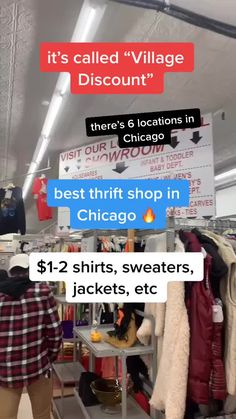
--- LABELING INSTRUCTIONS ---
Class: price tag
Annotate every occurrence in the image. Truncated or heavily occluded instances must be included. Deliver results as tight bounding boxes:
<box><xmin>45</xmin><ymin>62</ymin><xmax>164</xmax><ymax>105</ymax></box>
<box><xmin>212</xmin><ymin>304</ymin><xmax>224</xmax><ymax>323</ymax></box>
<box><xmin>5</xmin><ymin>189</ymin><xmax>13</xmax><ymax>199</ymax></box>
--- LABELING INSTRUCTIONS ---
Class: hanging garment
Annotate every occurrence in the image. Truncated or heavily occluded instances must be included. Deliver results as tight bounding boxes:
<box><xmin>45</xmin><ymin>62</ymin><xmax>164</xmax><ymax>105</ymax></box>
<box><xmin>134</xmin><ymin>391</ymin><xmax>150</xmax><ymax>414</ymax></box>
<box><xmin>149</xmin><ymin>237</ymin><xmax>190</xmax><ymax>419</ymax></box>
<box><xmin>0</xmin><ymin>187</ymin><xmax>26</xmax><ymax>235</ymax></box>
<box><xmin>224</xmin><ymin>394</ymin><xmax>236</xmax><ymax>414</ymax></box>
<box><xmin>203</xmin><ymin>231</ymin><xmax>236</xmax><ymax>397</ymax></box>
<box><xmin>105</xmin><ymin>304</ymin><xmax>144</xmax><ymax>349</ymax></box>
<box><xmin>180</xmin><ymin>231</ymin><xmax>226</xmax><ymax>405</ymax></box>
<box><xmin>64</xmin><ymin>305</ymin><xmax>74</xmax><ymax>321</ymax></box>
<box><xmin>120</xmin><ymin>303</ymin><xmax>149</xmax><ymax>392</ymax></box>
<box><xmin>127</xmin><ymin>355</ymin><xmax>149</xmax><ymax>392</ymax></box>
<box><xmin>180</xmin><ymin>230</ymin><xmax>213</xmax><ymax>405</ymax></box>
<box><xmin>226</xmin><ymin>238</ymin><xmax>236</xmax><ymax>253</ymax></box>
<box><xmin>32</xmin><ymin>177</ymin><xmax>53</xmax><ymax>221</ymax></box>
<box><xmin>211</xmin><ymin>304</ymin><xmax>227</xmax><ymax>401</ymax></box>
<box><xmin>101</xmin><ymin>357</ymin><xmax>122</xmax><ymax>379</ymax></box>
<box><xmin>137</xmin><ymin>301</ymin><xmax>165</xmax><ymax>375</ymax></box>
<box><xmin>144</xmin><ymin>233</ymin><xmax>167</xmax><ymax>253</ymax></box>
<box><xmin>98</xmin><ymin>304</ymin><xmax>114</xmax><ymax>325</ymax></box>
<box><xmin>105</xmin><ymin>314</ymin><xmax>137</xmax><ymax>349</ymax></box>
<box><xmin>137</xmin><ymin>233</ymin><xmax>166</xmax><ymax>350</ymax></box>
<box><xmin>192</xmin><ymin>229</ymin><xmax>228</xmax><ymax>298</ymax></box>
<box><xmin>137</xmin><ymin>236</ymin><xmax>190</xmax><ymax>419</ymax></box>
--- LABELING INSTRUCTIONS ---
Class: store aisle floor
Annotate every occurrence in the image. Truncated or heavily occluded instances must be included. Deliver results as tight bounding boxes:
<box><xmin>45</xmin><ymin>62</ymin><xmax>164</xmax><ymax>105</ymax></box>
<box><xmin>18</xmin><ymin>394</ymin><xmax>32</xmax><ymax>418</ymax></box>
<box><xmin>18</xmin><ymin>394</ymin><xmax>54</xmax><ymax>418</ymax></box>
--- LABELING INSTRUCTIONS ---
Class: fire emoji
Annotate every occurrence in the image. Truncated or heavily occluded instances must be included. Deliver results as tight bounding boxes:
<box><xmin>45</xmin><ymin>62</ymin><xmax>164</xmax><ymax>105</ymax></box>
<box><xmin>143</xmin><ymin>208</ymin><xmax>156</xmax><ymax>223</ymax></box>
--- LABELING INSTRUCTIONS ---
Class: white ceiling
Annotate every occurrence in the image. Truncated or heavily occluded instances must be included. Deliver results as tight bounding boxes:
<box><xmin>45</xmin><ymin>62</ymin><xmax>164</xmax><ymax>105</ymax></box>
<box><xmin>0</xmin><ymin>0</ymin><xmax>236</xmax><ymax>232</ymax></box>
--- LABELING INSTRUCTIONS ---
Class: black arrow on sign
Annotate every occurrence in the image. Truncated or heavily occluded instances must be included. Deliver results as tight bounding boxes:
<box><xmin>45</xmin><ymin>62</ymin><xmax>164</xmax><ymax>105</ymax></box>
<box><xmin>67</xmin><ymin>225</ymin><xmax>71</xmax><ymax>230</ymax></box>
<box><xmin>77</xmin><ymin>159</ymin><xmax>82</xmax><ymax>170</ymax></box>
<box><xmin>190</xmin><ymin>131</ymin><xmax>202</xmax><ymax>145</ymax></box>
<box><xmin>112</xmin><ymin>162</ymin><xmax>129</xmax><ymax>174</ymax></box>
<box><xmin>64</xmin><ymin>166</ymin><xmax>69</xmax><ymax>172</ymax></box>
<box><xmin>170</xmin><ymin>136</ymin><xmax>179</xmax><ymax>149</ymax></box>
<box><xmin>59</xmin><ymin>226</ymin><xmax>64</xmax><ymax>231</ymax></box>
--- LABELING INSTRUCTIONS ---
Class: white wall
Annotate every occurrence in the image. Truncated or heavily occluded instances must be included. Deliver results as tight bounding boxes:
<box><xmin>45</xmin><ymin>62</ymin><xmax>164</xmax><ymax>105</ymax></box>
<box><xmin>216</xmin><ymin>185</ymin><xmax>236</xmax><ymax>217</ymax></box>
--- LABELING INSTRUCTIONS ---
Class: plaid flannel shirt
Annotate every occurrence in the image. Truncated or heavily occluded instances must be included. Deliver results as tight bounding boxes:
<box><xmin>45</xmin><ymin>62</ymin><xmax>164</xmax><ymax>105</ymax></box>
<box><xmin>0</xmin><ymin>283</ymin><xmax>62</xmax><ymax>388</ymax></box>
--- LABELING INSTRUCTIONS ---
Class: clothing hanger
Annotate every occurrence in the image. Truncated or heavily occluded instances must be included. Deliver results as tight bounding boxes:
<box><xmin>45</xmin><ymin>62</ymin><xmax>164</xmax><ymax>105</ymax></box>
<box><xmin>201</xmin><ymin>247</ymin><xmax>207</xmax><ymax>259</ymax></box>
<box><xmin>5</xmin><ymin>183</ymin><xmax>15</xmax><ymax>190</ymax></box>
<box><xmin>40</xmin><ymin>174</ymin><xmax>46</xmax><ymax>179</ymax></box>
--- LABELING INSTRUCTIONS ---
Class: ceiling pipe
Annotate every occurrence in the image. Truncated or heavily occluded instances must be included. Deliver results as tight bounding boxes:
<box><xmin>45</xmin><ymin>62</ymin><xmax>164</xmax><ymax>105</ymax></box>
<box><xmin>112</xmin><ymin>0</ymin><xmax>236</xmax><ymax>39</ymax></box>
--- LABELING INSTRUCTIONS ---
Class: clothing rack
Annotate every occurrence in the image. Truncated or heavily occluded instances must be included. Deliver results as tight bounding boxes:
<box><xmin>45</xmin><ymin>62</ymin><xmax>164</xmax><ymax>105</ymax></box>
<box><xmin>80</xmin><ymin>217</ymin><xmax>236</xmax><ymax>419</ymax></box>
<box><xmin>80</xmin><ymin>217</ymin><xmax>236</xmax><ymax>258</ymax></box>
<box><xmin>64</xmin><ymin>217</ymin><xmax>236</xmax><ymax>244</ymax></box>
<box><xmin>81</xmin><ymin>216</ymin><xmax>236</xmax><ymax>237</ymax></box>
<box><xmin>38</xmin><ymin>222</ymin><xmax>57</xmax><ymax>235</ymax></box>
<box><xmin>173</xmin><ymin>217</ymin><xmax>236</xmax><ymax>232</ymax></box>
<box><xmin>48</xmin><ymin>217</ymin><xmax>236</xmax><ymax>419</ymax></box>
<box><xmin>0</xmin><ymin>164</ymin><xmax>51</xmax><ymax>184</ymax></box>
<box><xmin>9</xmin><ymin>217</ymin><xmax>236</xmax><ymax>254</ymax></box>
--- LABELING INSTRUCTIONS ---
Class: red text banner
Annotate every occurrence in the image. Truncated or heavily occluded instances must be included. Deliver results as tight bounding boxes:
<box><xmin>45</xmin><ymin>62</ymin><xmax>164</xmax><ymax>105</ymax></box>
<box><xmin>40</xmin><ymin>42</ymin><xmax>194</xmax><ymax>94</ymax></box>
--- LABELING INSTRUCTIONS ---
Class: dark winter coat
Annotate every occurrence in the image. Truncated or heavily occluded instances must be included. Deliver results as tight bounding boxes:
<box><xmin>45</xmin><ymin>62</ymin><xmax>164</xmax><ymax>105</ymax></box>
<box><xmin>180</xmin><ymin>231</ymin><xmax>226</xmax><ymax>404</ymax></box>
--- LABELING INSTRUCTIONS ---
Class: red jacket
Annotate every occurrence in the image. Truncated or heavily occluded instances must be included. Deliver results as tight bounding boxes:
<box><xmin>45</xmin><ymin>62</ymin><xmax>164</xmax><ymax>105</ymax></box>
<box><xmin>187</xmin><ymin>256</ymin><xmax>214</xmax><ymax>404</ymax></box>
<box><xmin>211</xmin><ymin>321</ymin><xmax>227</xmax><ymax>401</ymax></box>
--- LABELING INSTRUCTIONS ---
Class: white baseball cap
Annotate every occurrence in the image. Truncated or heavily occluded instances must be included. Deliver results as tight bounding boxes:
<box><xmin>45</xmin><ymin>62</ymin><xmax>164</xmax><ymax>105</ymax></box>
<box><xmin>8</xmin><ymin>254</ymin><xmax>29</xmax><ymax>272</ymax></box>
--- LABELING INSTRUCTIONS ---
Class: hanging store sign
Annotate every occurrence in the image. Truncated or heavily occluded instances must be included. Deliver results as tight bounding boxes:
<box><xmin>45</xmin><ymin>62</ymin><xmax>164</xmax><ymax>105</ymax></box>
<box><xmin>58</xmin><ymin>113</ymin><xmax>214</xmax><ymax>232</ymax></box>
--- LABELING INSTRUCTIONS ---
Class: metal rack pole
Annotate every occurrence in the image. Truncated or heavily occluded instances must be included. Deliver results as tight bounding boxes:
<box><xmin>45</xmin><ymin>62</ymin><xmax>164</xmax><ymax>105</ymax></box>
<box><xmin>127</xmin><ymin>229</ymin><xmax>135</xmax><ymax>252</ymax></box>
<box><xmin>121</xmin><ymin>354</ymin><xmax>127</xmax><ymax>419</ymax></box>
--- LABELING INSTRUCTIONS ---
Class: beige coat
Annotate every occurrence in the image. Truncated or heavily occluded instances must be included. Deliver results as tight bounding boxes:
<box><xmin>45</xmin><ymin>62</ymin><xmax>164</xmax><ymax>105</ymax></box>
<box><xmin>137</xmin><ymin>237</ymin><xmax>190</xmax><ymax>419</ymax></box>
<box><xmin>204</xmin><ymin>231</ymin><xmax>236</xmax><ymax>396</ymax></box>
<box><xmin>137</xmin><ymin>233</ymin><xmax>166</xmax><ymax>365</ymax></box>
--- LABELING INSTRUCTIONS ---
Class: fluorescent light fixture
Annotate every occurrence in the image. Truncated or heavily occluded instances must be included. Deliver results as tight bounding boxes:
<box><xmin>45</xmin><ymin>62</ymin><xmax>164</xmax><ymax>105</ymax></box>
<box><xmin>22</xmin><ymin>0</ymin><xmax>107</xmax><ymax>200</ymax></box>
<box><xmin>58</xmin><ymin>73</ymin><xmax>71</xmax><ymax>96</ymax></box>
<box><xmin>215</xmin><ymin>168</ymin><xmax>236</xmax><ymax>182</ymax></box>
<box><xmin>76</xmin><ymin>6</ymin><xmax>97</xmax><ymax>42</ymax></box>
<box><xmin>71</xmin><ymin>0</ymin><xmax>107</xmax><ymax>43</ymax></box>
<box><xmin>22</xmin><ymin>162</ymin><xmax>37</xmax><ymax>200</ymax></box>
<box><xmin>22</xmin><ymin>174</ymin><xmax>35</xmax><ymax>200</ymax></box>
<box><xmin>215</xmin><ymin>167</ymin><xmax>236</xmax><ymax>190</ymax></box>
<box><xmin>22</xmin><ymin>138</ymin><xmax>49</xmax><ymax>200</ymax></box>
<box><xmin>34</xmin><ymin>136</ymin><xmax>50</xmax><ymax>165</ymax></box>
<box><xmin>56</xmin><ymin>0</ymin><xmax>107</xmax><ymax>96</ymax></box>
<box><xmin>41</xmin><ymin>94</ymin><xmax>63</xmax><ymax>138</ymax></box>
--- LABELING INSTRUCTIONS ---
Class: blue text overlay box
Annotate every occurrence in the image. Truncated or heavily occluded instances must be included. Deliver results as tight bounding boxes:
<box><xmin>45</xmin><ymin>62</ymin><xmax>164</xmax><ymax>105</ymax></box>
<box><xmin>47</xmin><ymin>179</ymin><xmax>190</xmax><ymax>229</ymax></box>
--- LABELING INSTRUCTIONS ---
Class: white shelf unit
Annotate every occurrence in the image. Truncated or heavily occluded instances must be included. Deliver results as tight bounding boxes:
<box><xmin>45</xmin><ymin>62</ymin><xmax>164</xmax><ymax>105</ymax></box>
<box><xmin>52</xmin><ymin>361</ymin><xmax>85</xmax><ymax>418</ymax></box>
<box><xmin>53</xmin><ymin>362</ymin><xmax>85</xmax><ymax>385</ymax></box>
<box><xmin>73</xmin><ymin>317</ymin><xmax>158</xmax><ymax>419</ymax></box>
<box><xmin>52</xmin><ymin>396</ymin><xmax>83</xmax><ymax>419</ymax></box>
<box><xmin>74</xmin><ymin>387</ymin><xmax>150</xmax><ymax>419</ymax></box>
<box><xmin>52</xmin><ymin>295</ymin><xmax>85</xmax><ymax>418</ymax></box>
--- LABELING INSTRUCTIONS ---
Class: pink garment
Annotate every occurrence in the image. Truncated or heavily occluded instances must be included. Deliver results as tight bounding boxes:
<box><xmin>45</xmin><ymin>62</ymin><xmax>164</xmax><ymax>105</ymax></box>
<box><xmin>101</xmin><ymin>357</ymin><xmax>122</xmax><ymax>379</ymax></box>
